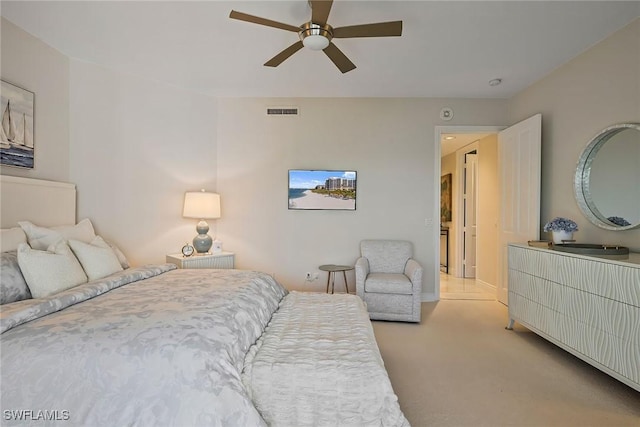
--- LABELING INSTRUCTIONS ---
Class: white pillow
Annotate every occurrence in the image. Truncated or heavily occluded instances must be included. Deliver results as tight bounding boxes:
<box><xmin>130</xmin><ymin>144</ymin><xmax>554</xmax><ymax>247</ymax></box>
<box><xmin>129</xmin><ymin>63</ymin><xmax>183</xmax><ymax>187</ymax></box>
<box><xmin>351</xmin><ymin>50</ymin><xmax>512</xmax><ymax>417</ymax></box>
<box><xmin>68</xmin><ymin>236</ymin><xmax>123</xmax><ymax>281</ymax></box>
<box><xmin>105</xmin><ymin>240</ymin><xmax>130</xmax><ymax>269</ymax></box>
<box><xmin>17</xmin><ymin>241</ymin><xmax>88</xmax><ymax>298</ymax></box>
<box><xmin>18</xmin><ymin>219</ymin><xmax>96</xmax><ymax>250</ymax></box>
<box><xmin>1</xmin><ymin>227</ymin><xmax>27</xmax><ymax>252</ymax></box>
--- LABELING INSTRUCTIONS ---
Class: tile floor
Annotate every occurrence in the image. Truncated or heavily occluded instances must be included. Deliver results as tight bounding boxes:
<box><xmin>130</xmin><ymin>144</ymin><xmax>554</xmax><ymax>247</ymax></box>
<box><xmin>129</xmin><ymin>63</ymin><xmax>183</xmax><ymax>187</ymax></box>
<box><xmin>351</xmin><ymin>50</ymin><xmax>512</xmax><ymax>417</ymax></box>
<box><xmin>439</xmin><ymin>272</ymin><xmax>495</xmax><ymax>300</ymax></box>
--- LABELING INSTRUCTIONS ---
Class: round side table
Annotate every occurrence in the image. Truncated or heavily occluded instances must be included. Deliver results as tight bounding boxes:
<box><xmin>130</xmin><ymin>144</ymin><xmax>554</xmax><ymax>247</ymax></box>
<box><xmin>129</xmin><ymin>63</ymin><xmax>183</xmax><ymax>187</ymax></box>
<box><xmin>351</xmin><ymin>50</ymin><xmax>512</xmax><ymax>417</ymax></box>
<box><xmin>319</xmin><ymin>264</ymin><xmax>354</xmax><ymax>294</ymax></box>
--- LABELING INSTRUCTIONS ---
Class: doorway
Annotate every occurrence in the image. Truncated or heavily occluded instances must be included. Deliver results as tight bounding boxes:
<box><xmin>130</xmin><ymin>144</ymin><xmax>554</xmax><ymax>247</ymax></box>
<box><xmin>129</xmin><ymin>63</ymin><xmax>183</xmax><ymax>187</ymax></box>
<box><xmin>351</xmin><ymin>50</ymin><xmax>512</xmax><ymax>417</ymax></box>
<box><xmin>434</xmin><ymin>115</ymin><xmax>542</xmax><ymax>303</ymax></box>
<box><xmin>435</xmin><ymin>126</ymin><xmax>503</xmax><ymax>301</ymax></box>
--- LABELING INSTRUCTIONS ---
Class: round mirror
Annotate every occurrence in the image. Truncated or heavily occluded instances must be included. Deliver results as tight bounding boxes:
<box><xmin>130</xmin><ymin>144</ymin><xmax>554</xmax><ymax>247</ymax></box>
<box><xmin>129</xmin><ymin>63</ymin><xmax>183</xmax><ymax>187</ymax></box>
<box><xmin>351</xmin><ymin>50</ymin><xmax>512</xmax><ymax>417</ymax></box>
<box><xmin>574</xmin><ymin>123</ymin><xmax>640</xmax><ymax>230</ymax></box>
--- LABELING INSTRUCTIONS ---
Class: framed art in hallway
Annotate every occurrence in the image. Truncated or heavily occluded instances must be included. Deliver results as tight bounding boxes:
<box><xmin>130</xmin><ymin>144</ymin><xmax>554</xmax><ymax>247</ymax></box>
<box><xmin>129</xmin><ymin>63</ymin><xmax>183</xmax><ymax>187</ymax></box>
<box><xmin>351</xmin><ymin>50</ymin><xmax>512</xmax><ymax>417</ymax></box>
<box><xmin>441</xmin><ymin>173</ymin><xmax>452</xmax><ymax>222</ymax></box>
<box><xmin>0</xmin><ymin>80</ymin><xmax>35</xmax><ymax>169</ymax></box>
<box><xmin>288</xmin><ymin>170</ymin><xmax>357</xmax><ymax>210</ymax></box>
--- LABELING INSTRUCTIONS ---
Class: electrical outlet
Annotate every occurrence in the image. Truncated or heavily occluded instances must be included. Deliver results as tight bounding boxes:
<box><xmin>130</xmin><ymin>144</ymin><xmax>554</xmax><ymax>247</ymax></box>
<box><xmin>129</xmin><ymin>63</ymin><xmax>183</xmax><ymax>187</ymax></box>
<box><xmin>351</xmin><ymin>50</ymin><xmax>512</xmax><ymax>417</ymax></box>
<box><xmin>305</xmin><ymin>272</ymin><xmax>319</xmax><ymax>282</ymax></box>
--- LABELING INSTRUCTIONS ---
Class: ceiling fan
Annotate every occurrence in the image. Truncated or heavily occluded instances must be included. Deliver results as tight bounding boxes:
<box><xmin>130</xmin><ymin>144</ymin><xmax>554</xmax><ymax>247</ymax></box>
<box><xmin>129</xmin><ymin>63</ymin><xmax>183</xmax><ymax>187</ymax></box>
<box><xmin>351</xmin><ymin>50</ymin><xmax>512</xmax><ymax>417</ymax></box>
<box><xmin>229</xmin><ymin>0</ymin><xmax>402</xmax><ymax>73</ymax></box>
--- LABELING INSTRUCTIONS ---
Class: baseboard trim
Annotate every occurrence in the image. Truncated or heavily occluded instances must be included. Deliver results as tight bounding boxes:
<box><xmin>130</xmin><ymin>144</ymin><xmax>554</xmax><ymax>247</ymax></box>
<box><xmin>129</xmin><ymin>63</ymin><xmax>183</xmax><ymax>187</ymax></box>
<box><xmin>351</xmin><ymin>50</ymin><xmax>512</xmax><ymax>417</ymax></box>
<box><xmin>475</xmin><ymin>279</ymin><xmax>496</xmax><ymax>293</ymax></box>
<box><xmin>422</xmin><ymin>292</ymin><xmax>438</xmax><ymax>302</ymax></box>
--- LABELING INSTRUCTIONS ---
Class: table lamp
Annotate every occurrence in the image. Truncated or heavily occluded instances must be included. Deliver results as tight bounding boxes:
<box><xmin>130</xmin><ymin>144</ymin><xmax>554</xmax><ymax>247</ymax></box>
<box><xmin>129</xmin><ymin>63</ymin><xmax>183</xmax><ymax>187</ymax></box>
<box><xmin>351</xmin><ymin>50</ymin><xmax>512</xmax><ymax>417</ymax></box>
<box><xmin>183</xmin><ymin>190</ymin><xmax>221</xmax><ymax>254</ymax></box>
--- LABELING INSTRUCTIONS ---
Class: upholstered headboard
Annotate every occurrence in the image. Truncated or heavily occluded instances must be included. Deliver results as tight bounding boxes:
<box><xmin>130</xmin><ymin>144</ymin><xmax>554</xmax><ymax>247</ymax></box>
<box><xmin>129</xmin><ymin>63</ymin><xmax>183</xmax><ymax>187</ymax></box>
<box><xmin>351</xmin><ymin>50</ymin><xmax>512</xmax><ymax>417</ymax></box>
<box><xmin>0</xmin><ymin>175</ymin><xmax>76</xmax><ymax>228</ymax></box>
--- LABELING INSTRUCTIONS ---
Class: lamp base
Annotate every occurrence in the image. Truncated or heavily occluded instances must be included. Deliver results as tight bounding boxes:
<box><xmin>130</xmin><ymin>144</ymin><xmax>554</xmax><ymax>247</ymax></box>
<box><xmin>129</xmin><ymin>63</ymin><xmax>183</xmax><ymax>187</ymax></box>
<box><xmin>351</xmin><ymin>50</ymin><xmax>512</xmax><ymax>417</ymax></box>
<box><xmin>193</xmin><ymin>220</ymin><xmax>212</xmax><ymax>253</ymax></box>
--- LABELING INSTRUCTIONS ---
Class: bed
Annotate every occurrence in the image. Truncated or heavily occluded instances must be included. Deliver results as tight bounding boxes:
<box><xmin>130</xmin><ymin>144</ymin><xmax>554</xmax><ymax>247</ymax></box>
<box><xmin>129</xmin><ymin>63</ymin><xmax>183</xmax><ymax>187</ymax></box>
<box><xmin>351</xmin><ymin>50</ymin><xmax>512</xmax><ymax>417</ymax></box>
<box><xmin>0</xmin><ymin>176</ymin><xmax>409</xmax><ymax>427</ymax></box>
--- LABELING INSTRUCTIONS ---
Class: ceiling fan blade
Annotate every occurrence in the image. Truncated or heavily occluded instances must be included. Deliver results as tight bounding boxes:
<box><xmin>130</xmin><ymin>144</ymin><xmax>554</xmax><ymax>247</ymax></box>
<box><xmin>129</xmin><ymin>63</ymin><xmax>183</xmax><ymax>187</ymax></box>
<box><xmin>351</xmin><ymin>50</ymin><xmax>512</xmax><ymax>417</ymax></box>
<box><xmin>333</xmin><ymin>21</ymin><xmax>403</xmax><ymax>38</ymax></box>
<box><xmin>310</xmin><ymin>0</ymin><xmax>333</xmax><ymax>26</ymax></box>
<box><xmin>229</xmin><ymin>10</ymin><xmax>300</xmax><ymax>33</ymax></box>
<box><xmin>264</xmin><ymin>41</ymin><xmax>304</xmax><ymax>67</ymax></box>
<box><xmin>323</xmin><ymin>42</ymin><xmax>356</xmax><ymax>74</ymax></box>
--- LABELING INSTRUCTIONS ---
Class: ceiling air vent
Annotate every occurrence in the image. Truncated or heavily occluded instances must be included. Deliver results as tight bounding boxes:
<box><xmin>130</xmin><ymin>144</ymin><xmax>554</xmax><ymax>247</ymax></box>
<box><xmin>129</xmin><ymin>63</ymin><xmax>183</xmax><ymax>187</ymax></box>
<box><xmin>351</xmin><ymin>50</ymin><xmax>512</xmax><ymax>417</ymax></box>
<box><xmin>266</xmin><ymin>107</ymin><xmax>299</xmax><ymax>116</ymax></box>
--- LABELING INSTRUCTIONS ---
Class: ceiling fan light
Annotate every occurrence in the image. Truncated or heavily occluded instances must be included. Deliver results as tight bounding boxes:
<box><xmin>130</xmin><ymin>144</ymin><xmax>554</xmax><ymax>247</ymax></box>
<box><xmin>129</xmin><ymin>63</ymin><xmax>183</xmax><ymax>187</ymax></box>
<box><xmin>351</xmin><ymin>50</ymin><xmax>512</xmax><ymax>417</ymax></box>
<box><xmin>303</xmin><ymin>34</ymin><xmax>330</xmax><ymax>50</ymax></box>
<box><xmin>299</xmin><ymin>22</ymin><xmax>333</xmax><ymax>50</ymax></box>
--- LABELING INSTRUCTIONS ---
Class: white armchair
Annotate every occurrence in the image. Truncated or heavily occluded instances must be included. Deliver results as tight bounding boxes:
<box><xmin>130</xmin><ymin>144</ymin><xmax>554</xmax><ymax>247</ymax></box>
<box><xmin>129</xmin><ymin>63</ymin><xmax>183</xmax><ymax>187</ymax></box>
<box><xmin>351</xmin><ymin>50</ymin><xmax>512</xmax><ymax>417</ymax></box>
<box><xmin>355</xmin><ymin>240</ymin><xmax>422</xmax><ymax>323</ymax></box>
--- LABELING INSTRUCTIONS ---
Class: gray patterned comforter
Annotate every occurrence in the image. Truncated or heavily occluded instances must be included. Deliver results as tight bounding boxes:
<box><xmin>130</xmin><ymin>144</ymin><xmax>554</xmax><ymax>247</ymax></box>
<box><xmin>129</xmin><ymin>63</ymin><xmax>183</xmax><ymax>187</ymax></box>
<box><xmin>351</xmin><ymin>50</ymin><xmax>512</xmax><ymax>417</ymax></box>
<box><xmin>1</xmin><ymin>265</ymin><xmax>287</xmax><ymax>426</ymax></box>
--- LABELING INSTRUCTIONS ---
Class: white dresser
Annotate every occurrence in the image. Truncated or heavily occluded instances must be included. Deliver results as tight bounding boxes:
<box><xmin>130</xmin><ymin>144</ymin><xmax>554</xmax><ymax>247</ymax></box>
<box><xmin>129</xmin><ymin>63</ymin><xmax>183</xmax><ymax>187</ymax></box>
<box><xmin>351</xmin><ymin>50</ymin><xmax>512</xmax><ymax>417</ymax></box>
<box><xmin>507</xmin><ymin>243</ymin><xmax>640</xmax><ymax>392</ymax></box>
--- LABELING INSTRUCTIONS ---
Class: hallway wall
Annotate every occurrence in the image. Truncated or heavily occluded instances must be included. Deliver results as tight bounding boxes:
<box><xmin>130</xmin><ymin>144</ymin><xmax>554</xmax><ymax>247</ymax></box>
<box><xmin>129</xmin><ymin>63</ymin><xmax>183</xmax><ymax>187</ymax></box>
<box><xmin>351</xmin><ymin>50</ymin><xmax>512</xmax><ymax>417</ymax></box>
<box><xmin>441</xmin><ymin>152</ymin><xmax>457</xmax><ymax>276</ymax></box>
<box><xmin>476</xmin><ymin>134</ymin><xmax>499</xmax><ymax>288</ymax></box>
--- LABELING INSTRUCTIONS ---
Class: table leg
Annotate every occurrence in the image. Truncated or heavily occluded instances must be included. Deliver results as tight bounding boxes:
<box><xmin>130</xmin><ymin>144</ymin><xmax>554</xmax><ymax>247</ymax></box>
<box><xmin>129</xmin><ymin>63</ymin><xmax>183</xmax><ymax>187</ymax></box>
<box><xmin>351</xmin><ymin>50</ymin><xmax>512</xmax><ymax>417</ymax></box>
<box><xmin>342</xmin><ymin>270</ymin><xmax>349</xmax><ymax>294</ymax></box>
<box><xmin>326</xmin><ymin>272</ymin><xmax>331</xmax><ymax>293</ymax></box>
<box><xmin>331</xmin><ymin>272</ymin><xmax>336</xmax><ymax>294</ymax></box>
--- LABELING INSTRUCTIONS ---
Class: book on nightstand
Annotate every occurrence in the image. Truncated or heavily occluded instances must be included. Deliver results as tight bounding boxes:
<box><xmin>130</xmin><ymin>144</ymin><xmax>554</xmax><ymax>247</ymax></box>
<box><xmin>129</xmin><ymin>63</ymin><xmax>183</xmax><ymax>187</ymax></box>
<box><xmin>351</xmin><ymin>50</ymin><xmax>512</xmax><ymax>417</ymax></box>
<box><xmin>528</xmin><ymin>240</ymin><xmax>553</xmax><ymax>248</ymax></box>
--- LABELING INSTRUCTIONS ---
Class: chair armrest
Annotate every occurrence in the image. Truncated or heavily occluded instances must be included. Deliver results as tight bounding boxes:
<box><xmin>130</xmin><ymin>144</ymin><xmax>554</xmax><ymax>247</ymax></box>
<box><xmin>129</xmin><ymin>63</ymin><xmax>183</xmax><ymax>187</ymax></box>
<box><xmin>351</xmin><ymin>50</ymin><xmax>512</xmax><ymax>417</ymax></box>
<box><xmin>404</xmin><ymin>258</ymin><xmax>423</xmax><ymax>294</ymax></box>
<box><xmin>355</xmin><ymin>257</ymin><xmax>369</xmax><ymax>297</ymax></box>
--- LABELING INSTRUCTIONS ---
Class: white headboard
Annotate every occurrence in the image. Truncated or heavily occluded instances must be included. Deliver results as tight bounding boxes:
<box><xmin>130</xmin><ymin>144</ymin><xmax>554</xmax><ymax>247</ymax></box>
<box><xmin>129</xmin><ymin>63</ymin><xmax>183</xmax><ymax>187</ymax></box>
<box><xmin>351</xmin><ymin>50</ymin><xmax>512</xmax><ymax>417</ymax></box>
<box><xmin>0</xmin><ymin>175</ymin><xmax>76</xmax><ymax>228</ymax></box>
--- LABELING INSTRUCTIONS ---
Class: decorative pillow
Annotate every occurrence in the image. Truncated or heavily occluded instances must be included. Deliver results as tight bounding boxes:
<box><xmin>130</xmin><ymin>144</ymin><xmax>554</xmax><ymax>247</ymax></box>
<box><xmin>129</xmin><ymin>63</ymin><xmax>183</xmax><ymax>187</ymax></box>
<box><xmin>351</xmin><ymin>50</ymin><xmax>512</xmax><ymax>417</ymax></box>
<box><xmin>106</xmin><ymin>240</ymin><xmax>130</xmax><ymax>269</ymax></box>
<box><xmin>18</xmin><ymin>218</ymin><xmax>96</xmax><ymax>251</ymax></box>
<box><xmin>1</xmin><ymin>227</ymin><xmax>27</xmax><ymax>253</ymax></box>
<box><xmin>68</xmin><ymin>236</ymin><xmax>123</xmax><ymax>281</ymax></box>
<box><xmin>0</xmin><ymin>251</ymin><xmax>32</xmax><ymax>304</ymax></box>
<box><xmin>17</xmin><ymin>241</ymin><xmax>88</xmax><ymax>299</ymax></box>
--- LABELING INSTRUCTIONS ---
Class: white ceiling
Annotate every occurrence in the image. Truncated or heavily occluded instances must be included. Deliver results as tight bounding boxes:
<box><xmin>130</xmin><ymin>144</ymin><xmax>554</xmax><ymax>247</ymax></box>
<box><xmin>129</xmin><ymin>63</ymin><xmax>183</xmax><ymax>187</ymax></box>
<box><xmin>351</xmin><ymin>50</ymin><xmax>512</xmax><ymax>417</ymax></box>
<box><xmin>2</xmin><ymin>1</ymin><xmax>639</xmax><ymax>98</ymax></box>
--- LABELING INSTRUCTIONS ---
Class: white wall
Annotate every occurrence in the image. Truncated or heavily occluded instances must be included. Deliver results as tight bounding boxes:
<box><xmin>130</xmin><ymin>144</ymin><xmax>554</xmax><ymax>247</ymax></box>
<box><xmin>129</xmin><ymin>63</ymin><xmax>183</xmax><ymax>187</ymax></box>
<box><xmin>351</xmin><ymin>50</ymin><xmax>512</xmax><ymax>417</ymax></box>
<box><xmin>0</xmin><ymin>18</ymin><xmax>69</xmax><ymax>181</ymax></box>
<box><xmin>69</xmin><ymin>60</ymin><xmax>218</xmax><ymax>265</ymax></box>
<box><xmin>509</xmin><ymin>18</ymin><xmax>640</xmax><ymax>250</ymax></box>
<box><xmin>216</xmin><ymin>98</ymin><xmax>507</xmax><ymax>298</ymax></box>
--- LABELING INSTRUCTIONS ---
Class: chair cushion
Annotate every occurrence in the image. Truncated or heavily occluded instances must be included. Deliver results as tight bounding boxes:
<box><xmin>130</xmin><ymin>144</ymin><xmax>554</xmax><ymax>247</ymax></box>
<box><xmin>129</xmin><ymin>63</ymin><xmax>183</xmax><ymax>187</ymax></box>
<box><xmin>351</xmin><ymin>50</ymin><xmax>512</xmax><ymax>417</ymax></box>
<box><xmin>360</xmin><ymin>240</ymin><xmax>412</xmax><ymax>274</ymax></box>
<box><xmin>364</xmin><ymin>293</ymin><xmax>413</xmax><ymax>316</ymax></box>
<box><xmin>364</xmin><ymin>273</ymin><xmax>413</xmax><ymax>295</ymax></box>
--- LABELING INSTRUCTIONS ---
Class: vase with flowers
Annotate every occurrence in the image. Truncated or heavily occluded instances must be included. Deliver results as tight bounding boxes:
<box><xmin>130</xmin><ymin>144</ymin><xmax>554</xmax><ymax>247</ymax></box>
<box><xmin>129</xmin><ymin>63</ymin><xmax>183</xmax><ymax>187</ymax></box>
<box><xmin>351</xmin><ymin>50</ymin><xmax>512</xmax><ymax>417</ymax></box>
<box><xmin>543</xmin><ymin>217</ymin><xmax>579</xmax><ymax>244</ymax></box>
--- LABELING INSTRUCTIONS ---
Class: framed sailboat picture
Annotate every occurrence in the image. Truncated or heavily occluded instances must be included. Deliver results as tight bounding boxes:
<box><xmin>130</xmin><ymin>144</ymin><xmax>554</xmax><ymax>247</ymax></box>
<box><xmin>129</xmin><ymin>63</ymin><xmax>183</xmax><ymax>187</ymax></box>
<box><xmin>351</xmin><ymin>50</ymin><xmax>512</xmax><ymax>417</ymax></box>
<box><xmin>1</xmin><ymin>80</ymin><xmax>35</xmax><ymax>169</ymax></box>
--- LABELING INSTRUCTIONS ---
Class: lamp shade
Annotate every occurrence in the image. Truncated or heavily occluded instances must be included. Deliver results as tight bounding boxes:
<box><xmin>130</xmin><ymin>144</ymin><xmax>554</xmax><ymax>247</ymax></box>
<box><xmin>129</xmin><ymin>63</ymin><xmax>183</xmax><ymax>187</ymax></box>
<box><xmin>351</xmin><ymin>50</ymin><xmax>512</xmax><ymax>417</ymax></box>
<box><xmin>183</xmin><ymin>191</ymin><xmax>221</xmax><ymax>219</ymax></box>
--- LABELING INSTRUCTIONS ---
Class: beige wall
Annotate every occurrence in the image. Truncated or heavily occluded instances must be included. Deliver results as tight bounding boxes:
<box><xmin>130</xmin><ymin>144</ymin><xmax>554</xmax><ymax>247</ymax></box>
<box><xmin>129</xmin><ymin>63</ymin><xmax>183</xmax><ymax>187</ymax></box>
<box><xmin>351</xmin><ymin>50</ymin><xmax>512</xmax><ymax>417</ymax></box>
<box><xmin>0</xmin><ymin>18</ymin><xmax>69</xmax><ymax>181</ymax></box>
<box><xmin>216</xmin><ymin>98</ymin><xmax>507</xmax><ymax>298</ymax></box>
<box><xmin>476</xmin><ymin>134</ymin><xmax>498</xmax><ymax>288</ymax></box>
<box><xmin>440</xmin><ymin>152</ymin><xmax>457</xmax><ymax>275</ymax></box>
<box><xmin>4</xmin><ymin>14</ymin><xmax>637</xmax><ymax>295</ymax></box>
<box><xmin>1</xmin><ymin>21</ymin><xmax>219</xmax><ymax>266</ymax></box>
<box><xmin>0</xmin><ymin>18</ymin><xmax>509</xmax><ymax>294</ymax></box>
<box><xmin>68</xmin><ymin>60</ymin><xmax>218</xmax><ymax>265</ymax></box>
<box><xmin>509</xmin><ymin>18</ymin><xmax>640</xmax><ymax>250</ymax></box>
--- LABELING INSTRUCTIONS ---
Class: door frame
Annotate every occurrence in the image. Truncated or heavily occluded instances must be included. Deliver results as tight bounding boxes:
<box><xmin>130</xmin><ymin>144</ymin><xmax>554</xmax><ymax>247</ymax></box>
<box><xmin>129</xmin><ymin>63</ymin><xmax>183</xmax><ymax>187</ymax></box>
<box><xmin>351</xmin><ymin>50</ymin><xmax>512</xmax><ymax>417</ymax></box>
<box><xmin>433</xmin><ymin>125</ymin><xmax>505</xmax><ymax>300</ymax></box>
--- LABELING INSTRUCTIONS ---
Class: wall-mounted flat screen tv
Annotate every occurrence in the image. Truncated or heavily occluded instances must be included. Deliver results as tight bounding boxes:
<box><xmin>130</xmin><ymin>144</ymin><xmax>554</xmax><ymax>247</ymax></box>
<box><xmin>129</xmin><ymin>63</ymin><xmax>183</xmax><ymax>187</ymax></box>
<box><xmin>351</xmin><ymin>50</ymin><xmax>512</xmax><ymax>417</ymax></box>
<box><xmin>288</xmin><ymin>170</ymin><xmax>357</xmax><ymax>210</ymax></box>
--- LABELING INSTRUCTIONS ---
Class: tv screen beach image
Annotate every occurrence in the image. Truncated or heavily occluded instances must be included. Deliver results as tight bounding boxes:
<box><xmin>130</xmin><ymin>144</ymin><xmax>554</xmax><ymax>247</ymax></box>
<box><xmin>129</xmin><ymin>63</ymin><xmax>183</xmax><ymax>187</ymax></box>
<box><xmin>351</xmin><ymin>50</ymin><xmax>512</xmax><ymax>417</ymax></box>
<box><xmin>288</xmin><ymin>170</ymin><xmax>357</xmax><ymax>210</ymax></box>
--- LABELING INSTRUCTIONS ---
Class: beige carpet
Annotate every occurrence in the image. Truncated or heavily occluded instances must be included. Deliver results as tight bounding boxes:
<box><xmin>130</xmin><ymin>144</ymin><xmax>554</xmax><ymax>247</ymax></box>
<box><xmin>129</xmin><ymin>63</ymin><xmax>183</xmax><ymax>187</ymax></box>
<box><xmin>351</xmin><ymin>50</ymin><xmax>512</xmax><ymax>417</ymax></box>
<box><xmin>372</xmin><ymin>301</ymin><xmax>640</xmax><ymax>427</ymax></box>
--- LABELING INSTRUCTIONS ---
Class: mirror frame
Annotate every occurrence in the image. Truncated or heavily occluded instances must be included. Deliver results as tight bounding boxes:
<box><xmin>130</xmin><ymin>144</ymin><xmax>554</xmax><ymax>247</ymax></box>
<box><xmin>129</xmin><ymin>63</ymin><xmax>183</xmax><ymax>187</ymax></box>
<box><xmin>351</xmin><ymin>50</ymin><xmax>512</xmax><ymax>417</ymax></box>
<box><xmin>574</xmin><ymin>123</ymin><xmax>640</xmax><ymax>231</ymax></box>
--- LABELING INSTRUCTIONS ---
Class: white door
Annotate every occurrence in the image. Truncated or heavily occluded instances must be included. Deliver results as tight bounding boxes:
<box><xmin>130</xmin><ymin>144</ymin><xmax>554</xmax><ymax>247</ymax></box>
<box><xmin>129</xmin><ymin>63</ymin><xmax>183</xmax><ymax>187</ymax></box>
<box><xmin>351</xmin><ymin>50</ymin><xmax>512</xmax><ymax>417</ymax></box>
<box><xmin>463</xmin><ymin>153</ymin><xmax>478</xmax><ymax>278</ymax></box>
<box><xmin>497</xmin><ymin>114</ymin><xmax>542</xmax><ymax>305</ymax></box>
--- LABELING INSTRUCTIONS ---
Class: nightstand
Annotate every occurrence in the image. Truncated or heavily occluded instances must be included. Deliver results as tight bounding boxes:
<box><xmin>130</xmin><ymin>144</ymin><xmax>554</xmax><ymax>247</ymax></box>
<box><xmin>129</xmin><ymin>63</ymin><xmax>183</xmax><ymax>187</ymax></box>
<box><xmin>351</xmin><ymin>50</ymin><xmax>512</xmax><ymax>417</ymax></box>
<box><xmin>166</xmin><ymin>252</ymin><xmax>235</xmax><ymax>269</ymax></box>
